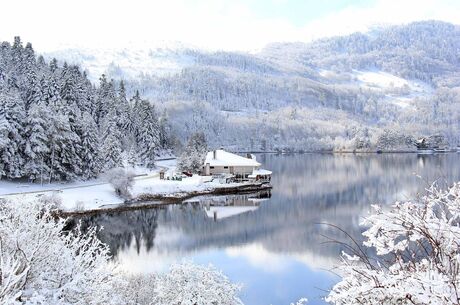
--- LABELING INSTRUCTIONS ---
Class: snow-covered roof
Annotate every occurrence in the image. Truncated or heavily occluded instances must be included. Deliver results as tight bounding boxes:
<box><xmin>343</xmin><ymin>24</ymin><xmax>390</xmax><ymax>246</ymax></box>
<box><xmin>252</xmin><ymin>169</ymin><xmax>272</xmax><ymax>175</ymax></box>
<box><xmin>204</xmin><ymin>150</ymin><xmax>261</xmax><ymax>167</ymax></box>
<box><xmin>248</xmin><ymin>169</ymin><xmax>272</xmax><ymax>178</ymax></box>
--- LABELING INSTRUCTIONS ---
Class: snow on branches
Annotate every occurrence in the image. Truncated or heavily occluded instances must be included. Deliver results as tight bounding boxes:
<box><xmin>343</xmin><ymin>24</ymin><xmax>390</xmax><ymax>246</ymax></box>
<box><xmin>0</xmin><ymin>199</ymin><xmax>119</xmax><ymax>304</ymax></box>
<box><xmin>152</xmin><ymin>261</ymin><xmax>243</xmax><ymax>305</ymax></box>
<box><xmin>0</xmin><ymin>198</ymin><xmax>246</xmax><ymax>305</ymax></box>
<box><xmin>327</xmin><ymin>183</ymin><xmax>460</xmax><ymax>305</ymax></box>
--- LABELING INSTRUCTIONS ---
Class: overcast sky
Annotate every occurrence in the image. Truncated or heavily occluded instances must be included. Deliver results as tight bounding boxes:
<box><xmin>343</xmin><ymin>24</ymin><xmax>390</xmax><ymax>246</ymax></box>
<box><xmin>1</xmin><ymin>0</ymin><xmax>459</xmax><ymax>52</ymax></box>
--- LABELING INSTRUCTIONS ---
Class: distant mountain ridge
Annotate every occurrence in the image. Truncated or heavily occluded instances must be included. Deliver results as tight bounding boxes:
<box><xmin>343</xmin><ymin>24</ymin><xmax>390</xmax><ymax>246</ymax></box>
<box><xmin>44</xmin><ymin>20</ymin><xmax>460</xmax><ymax>151</ymax></box>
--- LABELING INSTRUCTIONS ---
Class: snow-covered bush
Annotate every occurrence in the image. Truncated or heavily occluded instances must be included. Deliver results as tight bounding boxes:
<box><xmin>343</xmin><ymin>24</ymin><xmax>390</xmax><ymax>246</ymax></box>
<box><xmin>0</xmin><ymin>199</ymin><xmax>247</xmax><ymax>305</ymax></box>
<box><xmin>153</xmin><ymin>262</ymin><xmax>243</xmax><ymax>305</ymax></box>
<box><xmin>0</xmin><ymin>200</ymin><xmax>120</xmax><ymax>304</ymax></box>
<box><xmin>115</xmin><ymin>273</ymin><xmax>156</xmax><ymax>305</ymax></box>
<box><xmin>327</xmin><ymin>183</ymin><xmax>460</xmax><ymax>305</ymax></box>
<box><xmin>36</xmin><ymin>192</ymin><xmax>63</xmax><ymax>210</ymax></box>
<box><xmin>178</xmin><ymin>132</ymin><xmax>208</xmax><ymax>174</ymax></box>
<box><xmin>104</xmin><ymin>168</ymin><xmax>135</xmax><ymax>199</ymax></box>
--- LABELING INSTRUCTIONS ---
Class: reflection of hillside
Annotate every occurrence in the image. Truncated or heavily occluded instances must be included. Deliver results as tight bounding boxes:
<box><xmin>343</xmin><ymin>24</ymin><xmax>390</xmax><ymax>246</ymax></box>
<box><xmin>75</xmin><ymin>154</ymin><xmax>460</xmax><ymax>268</ymax></box>
<box><xmin>266</xmin><ymin>153</ymin><xmax>457</xmax><ymax>202</ymax></box>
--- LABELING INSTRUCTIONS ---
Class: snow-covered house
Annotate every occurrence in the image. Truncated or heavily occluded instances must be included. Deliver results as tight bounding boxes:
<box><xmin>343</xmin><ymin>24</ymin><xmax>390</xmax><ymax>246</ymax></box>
<box><xmin>202</xmin><ymin>149</ymin><xmax>271</xmax><ymax>182</ymax></box>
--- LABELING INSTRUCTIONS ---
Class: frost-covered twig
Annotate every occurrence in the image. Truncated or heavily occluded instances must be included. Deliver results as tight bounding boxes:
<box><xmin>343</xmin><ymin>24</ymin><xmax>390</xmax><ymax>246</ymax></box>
<box><xmin>327</xmin><ymin>182</ymin><xmax>460</xmax><ymax>305</ymax></box>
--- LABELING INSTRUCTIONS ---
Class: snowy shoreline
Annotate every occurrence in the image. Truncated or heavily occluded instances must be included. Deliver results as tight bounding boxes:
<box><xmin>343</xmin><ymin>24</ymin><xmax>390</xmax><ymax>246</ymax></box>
<box><xmin>0</xmin><ymin>158</ymin><xmax>272</xmax><ymax>214</ymax></box>
<box><xmin>60</xmin><ymin>182</ymin><xmax>272</xmax><ymax>217</ymax></box>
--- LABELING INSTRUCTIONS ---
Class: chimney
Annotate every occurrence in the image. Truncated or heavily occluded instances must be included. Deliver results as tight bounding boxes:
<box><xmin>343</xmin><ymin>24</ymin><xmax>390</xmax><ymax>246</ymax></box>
<box><xmin>246</xmin><ymin>153</ymin><xmax>252</xmax><ymax>159</ymax></box>
<box><xmin>213</xmin><ymin>150</ymin><xmax>217</xmax><ymax>160</ymax></box>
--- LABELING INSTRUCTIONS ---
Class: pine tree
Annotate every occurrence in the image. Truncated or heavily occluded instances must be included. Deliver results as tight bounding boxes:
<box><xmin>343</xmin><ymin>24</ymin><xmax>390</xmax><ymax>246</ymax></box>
<box><xmin>178</xmin><ymin>132</ymin><xmax>207</xmax><ymax>173</ymax></box>
<box><xmin>158</xmin><ymin>109</ymin><xmax>171</xmax><ymax>149</ymax></box>
<box><xmin>0</xmin><ymin>89</ymin><xmax>26</xmax><ymax>179</ymax></box>
<box><xmin>48</xmin><ymin>108</ymin><xmax>80</xmax><ymax>181</ymax></box>
<box><xmin>101</xmin><ymin>132</ymin><xmax>123</xmax><ymax>171</ymax></box>
<box><xmin>23</xmin><ymin>102</ymin><xmax>50</xmax><ymax>181</ymax></box>
<box><xmin>79</xmin><ymin>113</ymin><xmax>101</xmax><ymax>178</ymax></box>
<box><xmin>100</xmin><ymin>108</ymin><xmax>123</xmax><ymax>171</ymax></box>
<box><xmin>135</xmin><ymin>98</ymin><xmax>160</xmax><ymax>169</ymax></box>
<box><xmin>0</xmin><ymin>107</ymin><xmax>11</xmax><ymax>177</ymax></box>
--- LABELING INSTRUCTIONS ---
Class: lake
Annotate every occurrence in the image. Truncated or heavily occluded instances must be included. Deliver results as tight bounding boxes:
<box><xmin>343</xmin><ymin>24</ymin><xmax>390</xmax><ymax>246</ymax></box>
<box><xmin>77</xmin><ymin>153</ymin><xmax>460</xmax><ymax>305</ymax></box>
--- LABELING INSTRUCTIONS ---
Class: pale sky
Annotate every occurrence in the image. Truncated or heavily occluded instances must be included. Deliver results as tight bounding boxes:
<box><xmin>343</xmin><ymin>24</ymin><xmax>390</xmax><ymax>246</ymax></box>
<box><xmin>1</xmin><ymin>0</ymin><xmax>459</xmax><ymax>52</ymax></box>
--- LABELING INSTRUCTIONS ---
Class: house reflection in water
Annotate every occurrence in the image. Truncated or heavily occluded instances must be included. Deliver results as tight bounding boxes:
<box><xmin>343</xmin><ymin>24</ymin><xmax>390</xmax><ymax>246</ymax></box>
<box><xmin>186</xmin><ymin>190</ymin><xmax>272</xmax><ymax>221</ymax></box>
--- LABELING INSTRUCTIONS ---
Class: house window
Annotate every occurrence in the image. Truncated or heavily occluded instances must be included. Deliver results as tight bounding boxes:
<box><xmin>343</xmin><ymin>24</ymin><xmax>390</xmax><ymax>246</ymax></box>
<box><xmin>210</xmin><ymin>166</ymin><xmax>215</xmax><ymax>169</ymax></box>
<box><xmin>223</xmin><ymin>166</ymin><xmax>228</xmax><ymax>169</ymax></box>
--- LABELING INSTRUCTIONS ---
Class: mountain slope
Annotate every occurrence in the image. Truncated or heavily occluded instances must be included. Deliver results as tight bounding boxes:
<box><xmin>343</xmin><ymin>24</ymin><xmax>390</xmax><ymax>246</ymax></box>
<box><xmin>44</xmin><ymin>20</ymin><xmax>460</xmax><ymax>151</ymax></box>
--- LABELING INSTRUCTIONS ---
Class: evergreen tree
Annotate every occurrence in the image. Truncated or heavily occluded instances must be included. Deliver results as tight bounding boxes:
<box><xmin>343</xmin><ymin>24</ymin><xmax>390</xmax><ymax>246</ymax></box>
<box><xmin>178</xmin><ymin>132</ymin><xmax>207</xmax><ymax>174</ymax></box>
<box><xmin>0</xmin><ymin>89</ymin><xmax>26</xmax><ymax>178</ymax></box>
<box><xmin>0</xmin><ymin>107</ymin><xmax>11</xmax><ymax>177</ymax></box>
<box><xmin>48</xmin><ymin>109</ymin><xmax>80</xmax><ymax>181</ymax></box>
<box><xmin>158</xmin><ymin>109</ymin><xmax>171</xmax><ymax>149</ymax></box>
<box><xmin>100</xmin><ymin>108</ymin><xmax>123</xmax><ymax>171</ymax></box>
<box><xmin>23</xmin><ymin>102</ymin><xmax>50</xmax><ymax>181</ymax></box>
<box><xmin>101</xmin><ymin>132</ymin><xmax>123</xmax><ymax>171</ymax></box>
<box><xmin>135</xmin><ymin>98</ymin><xmax>160</xmax><ymax>169</ymax></box>
<box><xmin>79</xmin><ymin>113</ymin><xmax>101</xmax><ymax>178</ymax></box>
<box><xmin>118</xmin><ymin>81</ymin><xmax>132</xmax><ymax>136</ymax></box>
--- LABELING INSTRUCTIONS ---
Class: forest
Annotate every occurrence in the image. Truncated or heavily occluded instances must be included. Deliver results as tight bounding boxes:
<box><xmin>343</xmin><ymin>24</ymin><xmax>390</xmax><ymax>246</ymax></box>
<box><xmin>47</xmin><ymin>21</ymin><xmax>460</xmax><ymax>152</ymax></box>
<box><xmin>0</xmin><ymin>37</ymin><xmax>171</xmax><ymax>181</ymax></box>
<box><xmin>2</xmin><ymin>21</ymin><xmax>460</xmax><ymax>181</ymax></box>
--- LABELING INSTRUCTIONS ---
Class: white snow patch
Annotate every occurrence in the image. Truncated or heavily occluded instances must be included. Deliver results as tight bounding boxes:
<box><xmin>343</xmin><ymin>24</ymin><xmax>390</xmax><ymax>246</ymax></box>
<box><xmin>356</xmin><ymin>70</ymin><xmax>410</xmax><ymax>89</ymax></box>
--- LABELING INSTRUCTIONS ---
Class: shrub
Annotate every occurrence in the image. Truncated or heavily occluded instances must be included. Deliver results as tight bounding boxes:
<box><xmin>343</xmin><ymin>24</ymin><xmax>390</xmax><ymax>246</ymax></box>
<box><xmin>153</xmin><ymin>262</ymin><xmax>243</xmax><ymax>305</ymax></box>
<box><xmin>104</xmin><ymin>168</ymin><xmax>135</xmax><ymax>199</ymax></box>
<box><xmin>327</xmin><ymin>183</ymin><xmax>460</xmax><ymax>304</ymax></box>
<box><xmin>0</xmin><ymin>200</ymin><xmax>120</xmax><ymax>304</ymax></box>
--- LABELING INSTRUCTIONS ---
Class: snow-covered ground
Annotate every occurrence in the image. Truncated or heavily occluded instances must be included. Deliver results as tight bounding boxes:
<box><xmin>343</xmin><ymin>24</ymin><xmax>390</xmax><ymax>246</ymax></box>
<box><xmin>0</xmin><ymin>159</ymin><xmax>261</xmax><ymax>212</ymax></box>
<box><xmin>355</xmin><ymin>70</ymin><xmax>410</xmax><ymax>89</ymax></box>
<box><xmin>0</xmin><ymin>159</ymin><xmax>174</xmax><ymax>211</ymax></box>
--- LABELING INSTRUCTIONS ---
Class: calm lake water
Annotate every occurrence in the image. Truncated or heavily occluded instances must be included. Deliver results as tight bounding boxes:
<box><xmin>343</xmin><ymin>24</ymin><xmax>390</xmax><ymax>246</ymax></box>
<box><xmin>78</xmin><ymin>153</ymin><xmax>460</xmax><ymax>305</ymax></box>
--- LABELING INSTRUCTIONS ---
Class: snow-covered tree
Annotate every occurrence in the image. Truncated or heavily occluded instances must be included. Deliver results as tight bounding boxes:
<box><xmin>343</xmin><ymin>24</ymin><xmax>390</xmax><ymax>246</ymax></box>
<box><xmin>327</xmin><ymin>183</ymin><xmax>460</xmax><ymax>305</ymax></box>
<box><xmin>0</xmin><ymin>200</ymin><xmax>120</xmax><ymax>304</ymax></box>
<box><xmin>0</xmin><ymin>198</ymin><xmax>247</xmax><ymax>305</ymax></box>
<box><xmin>0</xmin><ymin>107</ymin><xmax>11</xmax><ymax>177</ymax></box>
<box><xmin>152</xmin><ymin>262</ymin><xmax>243</xmax><ymax>305</ymax></box>
<box><xmin>0</xmin><ymin>89</ymin><xmax>25</xmax><ymax>179</ymax></box>
<box><xmin>134</xmin><ymin>95</ymin><xmax>160</xmax><ymax>169</ymax></box>
<box><xmin>23</xmin><ymin>102</ymin><xmax>50</xmax><ymax>181</ymax></box>
<box><xmin>178</xmin><ymin>132</ymin><xmax>208</xmax><ymax>173</ymax></box>
<box><xmin>47</xmin><ymin>109</ymin><xmax>81</xmax><ymax>181</ymax></box>
<box><xmin>100</xmin><ymin>109</ymin><xmax>123</xmax><ymax>171</ymax></box>
<box><xmin>79</xmin><ymin>112</ymin><xmax>101</xmax><ymax>178</ymax></box>
<box><xmin>104</xmin><ymin>167</ymin><xmax>135</xmax><ymax>199</ymax></box>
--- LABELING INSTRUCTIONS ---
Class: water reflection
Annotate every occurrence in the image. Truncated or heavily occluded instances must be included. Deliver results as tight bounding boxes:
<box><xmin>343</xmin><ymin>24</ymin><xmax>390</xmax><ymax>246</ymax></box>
<box><xmin>74</xmin><ymin>153</ymin><xmax>460</xmax><ymax>305</ymax></box>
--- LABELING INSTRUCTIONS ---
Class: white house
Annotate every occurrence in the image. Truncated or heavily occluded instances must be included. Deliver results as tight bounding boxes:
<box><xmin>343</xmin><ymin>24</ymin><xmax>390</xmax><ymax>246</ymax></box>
<box><xmin>202</xmin><ymin>149</ymin><xmax>271</xmax><ymax>182</ymax></box>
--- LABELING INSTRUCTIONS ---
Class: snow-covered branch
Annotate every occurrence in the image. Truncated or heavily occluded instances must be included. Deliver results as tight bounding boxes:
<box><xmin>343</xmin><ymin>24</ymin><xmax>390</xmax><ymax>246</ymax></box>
<box><xmin>327</xmin><ymin>183</ymin><xmax>460</xmax><ymax>305</ymax></box>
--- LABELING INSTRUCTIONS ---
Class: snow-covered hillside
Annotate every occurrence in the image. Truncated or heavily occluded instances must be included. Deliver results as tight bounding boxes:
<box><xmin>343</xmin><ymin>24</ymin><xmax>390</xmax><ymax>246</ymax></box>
<box><xmin>43</xmin><ymin>20</ymin><xmax>460</xmax><ymax>151</ymax></box>
<box><xmin>45</xmin><ymin>47</ymin><xmax>196</xmax><ymax>81</ymax></box>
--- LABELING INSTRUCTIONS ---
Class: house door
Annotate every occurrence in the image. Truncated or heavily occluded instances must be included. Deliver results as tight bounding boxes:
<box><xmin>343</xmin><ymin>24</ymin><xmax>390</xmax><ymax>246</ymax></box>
<box><xmin>229</xmin><ymin>166</ymin><xmax>234</xmax><ymax>174</ymax></box>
